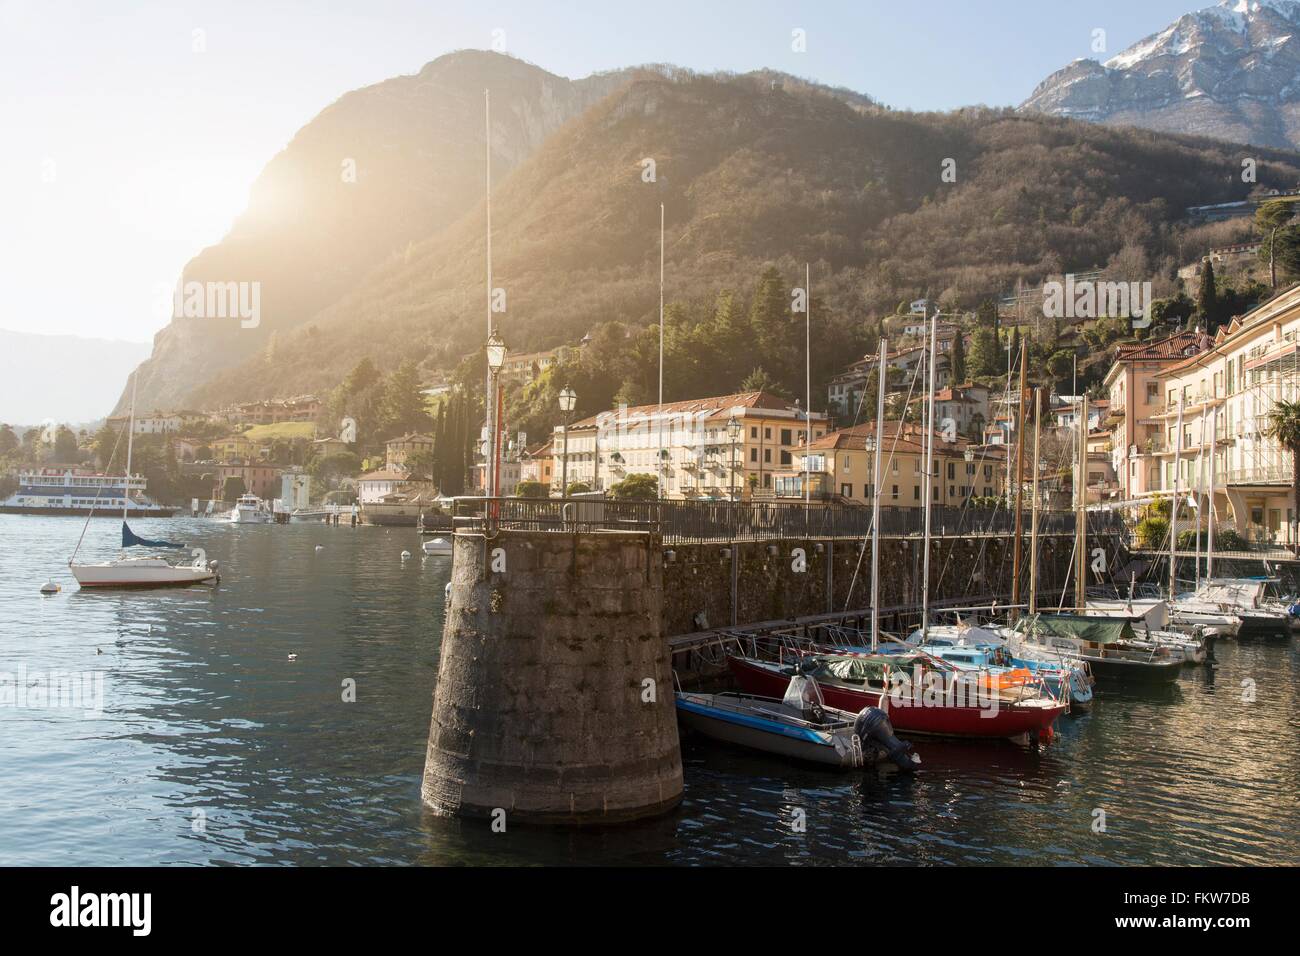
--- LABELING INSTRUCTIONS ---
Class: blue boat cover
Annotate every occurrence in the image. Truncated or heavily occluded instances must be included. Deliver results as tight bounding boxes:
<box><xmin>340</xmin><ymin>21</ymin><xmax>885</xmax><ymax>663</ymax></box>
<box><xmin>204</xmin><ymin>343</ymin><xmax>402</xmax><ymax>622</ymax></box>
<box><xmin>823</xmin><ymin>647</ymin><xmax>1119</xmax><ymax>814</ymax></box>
<box><xmin>122</xmin><ymin>521</ymin><xmax>184</xmax><ymax>549</ymax></box>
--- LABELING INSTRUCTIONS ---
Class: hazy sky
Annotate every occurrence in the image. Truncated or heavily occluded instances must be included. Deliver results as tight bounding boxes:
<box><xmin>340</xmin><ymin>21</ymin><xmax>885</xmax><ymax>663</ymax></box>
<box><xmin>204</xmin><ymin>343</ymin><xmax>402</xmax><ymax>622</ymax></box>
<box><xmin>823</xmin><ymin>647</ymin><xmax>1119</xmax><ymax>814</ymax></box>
<box><xmin>1</xmin><ymin>0</ymin><xmax>1199</xmax><ymax>347</ymax></box>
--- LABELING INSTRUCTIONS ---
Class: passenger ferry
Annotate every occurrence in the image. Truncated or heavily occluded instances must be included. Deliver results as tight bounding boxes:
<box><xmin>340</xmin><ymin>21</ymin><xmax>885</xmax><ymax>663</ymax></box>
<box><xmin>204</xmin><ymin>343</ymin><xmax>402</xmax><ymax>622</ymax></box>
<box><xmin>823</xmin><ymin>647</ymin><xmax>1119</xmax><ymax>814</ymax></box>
<box><xmin>0</xmin><ymin>468</ymin><xmax>176</xmax><ymax>516</ymax></box>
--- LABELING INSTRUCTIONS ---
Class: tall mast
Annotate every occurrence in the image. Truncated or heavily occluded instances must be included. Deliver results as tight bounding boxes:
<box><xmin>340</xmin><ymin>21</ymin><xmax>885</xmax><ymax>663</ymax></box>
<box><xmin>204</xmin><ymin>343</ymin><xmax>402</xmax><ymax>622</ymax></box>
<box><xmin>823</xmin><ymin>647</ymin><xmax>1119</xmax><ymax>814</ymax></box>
<box><xmin>1170</xmin><ymin>393</ymin><xmax>1185</xmax><ymax>598</ymax></box>
<box><xmin>921</xmin><ymin>310</ymin><xmax>938</xmax><ymax>640</ymax></box>
<box><xmin>484</xmin><ymin>89</ymin><xmax>494</xmax><ymax>496</ymax></box>
<box><xmin>870</xmin><ymin>338</ymin><xmax>888</xmax><ymax>652</ymax></box>
<box><xmin>1207</xmin><ymin>404</ymin><xmax>1217</xmax><ymax>582</ymax></box>
<box><xmin>1011</xmin><ymin>338</ymin><xmax>1027</xmax><ymax>607</ymax></box>
<box><xmin>1074</xmin><ymin>395</ymin><xmax>1088</xmax><ymax>610</ymax></box>
<box><xmin>804</xmin><ymin>262</ymin><xmax>811</xmax><ymax>506</ymax></box>
<box><xmin>657</xmin><ymin>202</ymin><xmax>664</xmax><ymax>499</ymax></box>
<box><xmin>123</xmin><ymin>369</ymin><xmax>138</xmax><ymax>523</ymax></box>
<box><xmin>1030</xmin><ymin>387</ymin><xmax>1041</xmax><ymax>615</ymax></box>
<box><xmin>1194</xmin><ymin>435</ymin><xmax>1204</xmax><ymax>590</ymax></box>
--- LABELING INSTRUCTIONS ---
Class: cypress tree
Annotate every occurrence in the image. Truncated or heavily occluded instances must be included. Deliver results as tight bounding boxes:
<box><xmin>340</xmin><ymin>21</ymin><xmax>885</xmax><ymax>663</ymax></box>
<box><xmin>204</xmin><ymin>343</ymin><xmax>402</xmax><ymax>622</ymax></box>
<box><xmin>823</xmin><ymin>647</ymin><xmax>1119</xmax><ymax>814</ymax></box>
<box><xmin>1196</xmin><ymin>259</ymin><xmax>1219</xmax><ymax>332</ymax></box>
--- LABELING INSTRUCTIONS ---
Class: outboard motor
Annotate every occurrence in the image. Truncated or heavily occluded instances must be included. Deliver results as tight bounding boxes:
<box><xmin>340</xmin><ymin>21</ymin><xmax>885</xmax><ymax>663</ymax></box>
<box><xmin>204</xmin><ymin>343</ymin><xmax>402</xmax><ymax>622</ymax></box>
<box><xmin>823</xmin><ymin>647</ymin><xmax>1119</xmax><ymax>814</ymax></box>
<box><xmin>854</xmin><ymin>706</ymin><xmax>920</xmax><ymax>771</ymax></box>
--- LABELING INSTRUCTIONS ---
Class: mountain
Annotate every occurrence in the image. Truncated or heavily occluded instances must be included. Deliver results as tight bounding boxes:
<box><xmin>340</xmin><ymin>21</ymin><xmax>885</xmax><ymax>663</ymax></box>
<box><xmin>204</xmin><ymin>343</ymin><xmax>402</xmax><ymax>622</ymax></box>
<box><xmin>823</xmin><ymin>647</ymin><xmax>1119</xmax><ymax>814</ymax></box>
<box><xmin>1022</xmin><ymin>1</ymin><xmax>1300</xmax><ymax>148</ymax></box>
<box><xmin>121</xmin><ymin>51</ymin><xmax>637</xmax><ymax>414</ymax></box>
<box><xmin>127</xmin><ymin>51</ymin><xmax>1300</xmax><ymax>416</ymax></box>
<box><xmin>0</xmin><ymin>329</ymin><xmax>149</xmax><ymax>426</ymax></box>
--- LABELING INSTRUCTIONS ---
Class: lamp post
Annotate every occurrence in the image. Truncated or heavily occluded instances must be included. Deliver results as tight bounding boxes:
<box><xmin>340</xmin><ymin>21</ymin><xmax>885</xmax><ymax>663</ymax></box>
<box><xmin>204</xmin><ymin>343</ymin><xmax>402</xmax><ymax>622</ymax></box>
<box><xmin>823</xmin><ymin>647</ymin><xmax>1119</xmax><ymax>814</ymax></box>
<box><xmin>485</xmin><ymin>329</ymin><xmax>506</xmax><ymax>499</ymax></box>
<box><xmin>558</xmin><ymin>384</ymin><xmax>577</xmax><ymax>496</ymax></box>
<box><xmin>727</xmin><ymin>415</ymin><xmax>741</xmax><ymax>501</ymax></box>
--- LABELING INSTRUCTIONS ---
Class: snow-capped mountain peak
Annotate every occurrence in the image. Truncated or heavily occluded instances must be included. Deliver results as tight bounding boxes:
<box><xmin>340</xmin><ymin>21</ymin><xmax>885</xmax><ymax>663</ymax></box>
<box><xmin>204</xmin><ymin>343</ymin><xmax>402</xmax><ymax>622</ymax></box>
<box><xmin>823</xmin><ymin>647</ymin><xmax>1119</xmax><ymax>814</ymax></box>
<box><xmin>1022</xmin><ymin>0</ymin><xmax>1300</xmax><ymax>148</ymax></box>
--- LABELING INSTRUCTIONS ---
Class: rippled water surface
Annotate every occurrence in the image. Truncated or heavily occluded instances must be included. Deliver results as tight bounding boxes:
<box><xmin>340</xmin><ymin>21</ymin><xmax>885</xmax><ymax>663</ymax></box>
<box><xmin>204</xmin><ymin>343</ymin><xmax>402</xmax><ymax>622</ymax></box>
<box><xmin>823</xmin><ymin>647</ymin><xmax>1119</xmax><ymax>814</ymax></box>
<box><xmin>2</xmin><ymin>515</ymin><xmax>1297</xmax><ymax>865</ymax></box>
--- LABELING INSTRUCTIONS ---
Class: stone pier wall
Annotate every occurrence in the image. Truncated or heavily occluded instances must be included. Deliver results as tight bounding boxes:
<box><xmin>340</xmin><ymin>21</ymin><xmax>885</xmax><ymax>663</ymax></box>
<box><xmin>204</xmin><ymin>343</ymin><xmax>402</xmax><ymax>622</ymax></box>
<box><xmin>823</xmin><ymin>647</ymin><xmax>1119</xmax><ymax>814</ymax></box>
<box><xmin>661</xmin><ymin>534</ymin><xmax>1126</xmax><ymax>636</ymax></box>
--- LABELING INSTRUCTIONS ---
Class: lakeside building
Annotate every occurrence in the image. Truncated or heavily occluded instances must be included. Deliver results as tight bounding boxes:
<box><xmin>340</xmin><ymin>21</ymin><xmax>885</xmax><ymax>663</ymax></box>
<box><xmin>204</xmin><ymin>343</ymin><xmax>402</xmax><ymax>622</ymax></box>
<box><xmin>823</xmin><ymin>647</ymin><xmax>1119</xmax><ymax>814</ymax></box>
<box><xmin>385</xmin><ymin>433</ymin><xmax>434</xmax><ymax>471</ymax></box>
<box><xmin>212</xmin><ymin>435</ymin><xmax>264</xmax><ymax>460</ymax></box>
<box><xmin>784</xmin><ymin>420</ymin><xmax>1006</xmax><ymax>505</ymax></box>
<box><xmin>828</xmin><ymin>344</ymin><xmax>955</xmax><ymax>418</ymax></box>
<box><xmin>520</xmin><ymin>438</ymin><xmax>555</xmax><ymax>488</ymax></box>
<box><xmin>106</xmin><ymin>411</ymin><xmax>183</xmax><ymax>435</ymax></box>
<box><xmin>1101</xmin><ymin>330</ymin><xmax>1212</xmax><ymax>502</ymax></box>
<box><xmin>905</xmin><ymin>382</ymin><xmax>991</xmax><ymax>442</ymax></box>
<box><xmin>357</xmin><ymin>468</ymin><xmax>412</xmax><ymax>504</ymax></box>
<box><xmin>280</xmin><ymin>471</ymin><xmax>311</xmax><ymax>512</ymax></box>
<box><xmin>500</xmin><ymin>346</ymin><xmax>575</xmax><ymax>385</ymax></box>
<box><xmin>553</xmin><ymin>390</ymin><xmax>828</xmax><ymax>498</ymax></box>
<box><xmin>212</xmin><ymin>460</ymin><xmax>283</xmax><ymax>500</ymax></box>
<box><xmin>221</xmin><ymin>396</ymin><xmax>321</xmax><ymax>426</ymax></box>
<box><xmin>1150</xmin><ymin>283</ymin><xmax>1300</xmax><ymax>546</ymax></box>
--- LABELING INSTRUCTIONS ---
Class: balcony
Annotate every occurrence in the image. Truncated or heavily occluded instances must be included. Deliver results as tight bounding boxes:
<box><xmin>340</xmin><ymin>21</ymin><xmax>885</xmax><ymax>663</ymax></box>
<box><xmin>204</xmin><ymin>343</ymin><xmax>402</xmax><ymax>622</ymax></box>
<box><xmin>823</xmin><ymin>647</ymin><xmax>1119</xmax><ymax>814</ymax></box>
<box><xmin>1224</xmin><ymin>463</ymin><xmax>1294</xmax><ymax>486</ymax></box>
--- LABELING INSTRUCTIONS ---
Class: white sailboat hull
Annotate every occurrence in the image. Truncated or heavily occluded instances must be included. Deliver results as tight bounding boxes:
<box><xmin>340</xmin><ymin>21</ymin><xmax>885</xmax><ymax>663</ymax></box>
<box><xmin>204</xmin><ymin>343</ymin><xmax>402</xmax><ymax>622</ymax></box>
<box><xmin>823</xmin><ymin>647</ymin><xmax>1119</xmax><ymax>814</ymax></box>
<box><xmin>70</xmin><ymin>557</ymin><xmax>217</xmax><ymax>588</ymax></box>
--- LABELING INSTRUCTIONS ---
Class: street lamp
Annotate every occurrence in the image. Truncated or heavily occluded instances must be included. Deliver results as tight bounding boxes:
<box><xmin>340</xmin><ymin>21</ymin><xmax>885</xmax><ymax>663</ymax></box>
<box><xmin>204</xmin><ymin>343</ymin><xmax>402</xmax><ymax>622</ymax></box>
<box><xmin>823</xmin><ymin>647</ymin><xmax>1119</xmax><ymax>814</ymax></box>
<box><xmin>558</xmin><ymin>384</ymin><xmax>577</xmax><ymax>496</ymax></box>
<box><xmin>727</xmin><ymin>415</ymin><xmax>741</xmax><ymax>501</ymax></box>
<box><xmin>485</xmin><ymin>329</ymin><xmax>507</xmax><ymax>498</ymax></box>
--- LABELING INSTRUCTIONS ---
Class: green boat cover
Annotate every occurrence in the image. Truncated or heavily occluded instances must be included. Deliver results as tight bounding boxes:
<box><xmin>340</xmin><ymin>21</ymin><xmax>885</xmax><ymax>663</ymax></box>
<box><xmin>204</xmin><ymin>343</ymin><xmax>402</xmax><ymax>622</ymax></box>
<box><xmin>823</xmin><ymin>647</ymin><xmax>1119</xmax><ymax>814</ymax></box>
<box><xmin>811</xmin><ymin>654</ymin><xmax>924</xmax><ymax>683</ymax></box>
<box><xmin>1015</xmin><ymin>613</ymin><xmax>1136</xmax><ymax>646</ymax></box>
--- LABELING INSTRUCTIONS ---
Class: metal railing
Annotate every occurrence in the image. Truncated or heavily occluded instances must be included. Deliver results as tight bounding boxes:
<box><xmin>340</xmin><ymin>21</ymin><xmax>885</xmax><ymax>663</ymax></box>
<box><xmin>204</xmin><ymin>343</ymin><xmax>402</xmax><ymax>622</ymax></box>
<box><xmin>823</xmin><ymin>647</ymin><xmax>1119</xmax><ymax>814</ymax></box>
<box><xmin>451</xmin><ymin>496</ymin><xmax>1121</xmax><ymax>544</ymax></box>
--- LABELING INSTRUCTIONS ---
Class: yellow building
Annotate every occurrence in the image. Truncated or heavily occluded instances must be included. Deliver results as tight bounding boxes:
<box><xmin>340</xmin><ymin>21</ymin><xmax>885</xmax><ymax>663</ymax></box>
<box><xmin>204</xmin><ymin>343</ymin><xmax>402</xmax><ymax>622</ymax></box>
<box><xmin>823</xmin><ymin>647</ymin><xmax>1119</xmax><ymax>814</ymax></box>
<box><xmin>1152</xmin><ymin>282</ymin><xmax>1300</xmax><ymax>546</ymax></box>
<box><xmin>213</xmin><ymin>435</ymin><xmax>261</xmax><ymax>460</ymax></box>
<box><xmin>554</xmin><ymin>390</ymin><xmax>828</xmax><ymax>498</ymax></box>
<box><xmin>787</xmin><ymin>421</ymin><xmax>1005</xmax><ymax>506</ymax></box>
<box><xmin>385</xmin><ymin>433</ymin><xmax>434</xmax><ymax>470</ymax></box>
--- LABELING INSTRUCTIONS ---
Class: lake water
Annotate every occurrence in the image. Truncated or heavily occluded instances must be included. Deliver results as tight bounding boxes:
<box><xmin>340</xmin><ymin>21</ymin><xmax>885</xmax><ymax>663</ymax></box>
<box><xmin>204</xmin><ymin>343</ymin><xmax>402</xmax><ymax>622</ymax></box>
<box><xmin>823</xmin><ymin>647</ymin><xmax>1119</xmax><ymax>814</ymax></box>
<box><xmin>1</xmin><ymin>514</ymin><xmax>1297</xmax><ymax>865</ymax></box>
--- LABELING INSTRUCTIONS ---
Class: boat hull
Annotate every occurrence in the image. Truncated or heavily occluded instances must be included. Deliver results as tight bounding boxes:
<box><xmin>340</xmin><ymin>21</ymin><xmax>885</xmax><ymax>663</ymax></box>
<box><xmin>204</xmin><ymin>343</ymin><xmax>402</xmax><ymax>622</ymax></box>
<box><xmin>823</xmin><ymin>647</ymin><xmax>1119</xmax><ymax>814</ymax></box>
<box><xmin>727</xmin><ymin>657</ymin><xmax>1065</xmax><ymax>741</ymax></box>
<box><xmin>70</xmin><ymin>561</ymin><xmax>216</xmax><ymax>588</ymax></box>
<box><xmin>1077</xmin><ymin>654</ymin><xmax>1183</xmax><ymax>685</ymax></box>
<box><xmin>0</xmin><ymin>506</ymin><xmax>177</xmax><ymax>517</ymax></box>
<box><xmin>675</xmin><ymin>694</ymin><xmax>861</xmax><ymax>768</ymax></box>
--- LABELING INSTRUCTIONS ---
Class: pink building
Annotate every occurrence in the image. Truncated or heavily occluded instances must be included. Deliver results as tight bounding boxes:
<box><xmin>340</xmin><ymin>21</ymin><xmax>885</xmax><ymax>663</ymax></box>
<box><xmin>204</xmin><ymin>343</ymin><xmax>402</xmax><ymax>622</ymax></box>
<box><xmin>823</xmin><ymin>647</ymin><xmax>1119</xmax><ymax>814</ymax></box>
<box><xmin>1103</xmin><ymin>330</ymin><xmax>1211</xmax><ymax>502</ymax></box>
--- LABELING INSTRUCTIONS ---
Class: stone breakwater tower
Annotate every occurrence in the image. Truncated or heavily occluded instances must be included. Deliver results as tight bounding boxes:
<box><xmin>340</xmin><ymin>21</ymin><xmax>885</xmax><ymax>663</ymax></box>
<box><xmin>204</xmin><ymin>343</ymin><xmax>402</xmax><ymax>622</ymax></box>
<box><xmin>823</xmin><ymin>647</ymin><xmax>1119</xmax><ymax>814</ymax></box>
<box><xmin>422</xmin><ymin>529</ymin><xmax>683</xmax><ymax>824</ymax></box>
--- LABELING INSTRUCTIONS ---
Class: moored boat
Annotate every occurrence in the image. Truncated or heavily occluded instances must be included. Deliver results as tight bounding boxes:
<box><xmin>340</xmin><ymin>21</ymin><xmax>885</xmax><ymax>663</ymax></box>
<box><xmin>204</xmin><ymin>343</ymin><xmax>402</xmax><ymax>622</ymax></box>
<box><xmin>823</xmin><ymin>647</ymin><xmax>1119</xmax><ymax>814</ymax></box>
<box><xmin>676</xmin><ymin>670</ymin><xmax>920</xmax><ymax>770</ymax></box>
<box><xmin>728</xmin><ymin>650</ymin><xmax>1067</xmax><ymax>744</ymax></box>
<box><xmin>1012</xmin><ymin>614</ymin><xmax>1183</xmax><ymax>685</ymax></box>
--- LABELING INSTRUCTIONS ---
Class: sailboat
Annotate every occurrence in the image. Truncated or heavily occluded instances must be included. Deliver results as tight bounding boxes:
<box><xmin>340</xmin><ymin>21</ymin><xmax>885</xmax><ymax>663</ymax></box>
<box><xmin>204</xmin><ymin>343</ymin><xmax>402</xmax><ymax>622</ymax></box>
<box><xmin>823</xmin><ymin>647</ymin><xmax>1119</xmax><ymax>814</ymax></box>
<box><xmin>68</xmin><ymin>372</ymin><xmax>219</xmax><ymax>589</ymax></box>
<box><xmin>729</xmin><ymin>322</ymin><xmax>1069</xmax><ymax>743</ymax></box>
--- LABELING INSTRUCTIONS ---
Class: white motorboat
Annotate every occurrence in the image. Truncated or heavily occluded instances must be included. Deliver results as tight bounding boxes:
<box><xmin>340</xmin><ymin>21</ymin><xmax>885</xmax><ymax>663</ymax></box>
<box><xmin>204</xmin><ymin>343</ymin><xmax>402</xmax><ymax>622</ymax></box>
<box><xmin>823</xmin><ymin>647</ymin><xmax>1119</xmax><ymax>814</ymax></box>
<box><xmin>227</xmin><ymin>494</ymin><xmax>272</xmax><ymax>524</ymax></box>
<box><xmin>421</xmin><ymin>537</ymin><xmax>453</xmax><ymax>556</ymax></box>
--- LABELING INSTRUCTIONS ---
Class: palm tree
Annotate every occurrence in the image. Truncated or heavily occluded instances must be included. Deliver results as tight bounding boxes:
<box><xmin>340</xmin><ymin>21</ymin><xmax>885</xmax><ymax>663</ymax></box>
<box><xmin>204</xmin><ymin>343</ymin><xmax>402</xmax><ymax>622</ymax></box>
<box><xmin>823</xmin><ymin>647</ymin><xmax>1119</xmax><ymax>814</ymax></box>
<box><xmin>1263</xmin><ymin>399</ymin><xmax>1300</xmax><ymax>554</ymax></box>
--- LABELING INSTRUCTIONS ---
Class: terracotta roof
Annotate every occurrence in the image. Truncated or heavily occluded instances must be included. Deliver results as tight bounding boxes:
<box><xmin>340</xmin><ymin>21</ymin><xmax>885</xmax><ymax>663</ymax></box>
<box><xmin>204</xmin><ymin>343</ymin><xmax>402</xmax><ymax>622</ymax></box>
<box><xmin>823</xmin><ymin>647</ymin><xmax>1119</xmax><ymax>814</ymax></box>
<box><xmin>386</xmin><ymin>433</ymin><xmax>434</xmax><ymax>444</ymax></box>
<box><xmin>571</xmin><ymin>390</ymin><xmax>821</xmax><ymax>428</ymax></box>
<box><xmin>358</xmin><ymin>468</ymin><xmax>410</xmax><ymax>482</ymax></box>
<box><xmin>1113</xmin><ymin>330</ymin><xmax>1210</xmax><ymax>364</ymax></box>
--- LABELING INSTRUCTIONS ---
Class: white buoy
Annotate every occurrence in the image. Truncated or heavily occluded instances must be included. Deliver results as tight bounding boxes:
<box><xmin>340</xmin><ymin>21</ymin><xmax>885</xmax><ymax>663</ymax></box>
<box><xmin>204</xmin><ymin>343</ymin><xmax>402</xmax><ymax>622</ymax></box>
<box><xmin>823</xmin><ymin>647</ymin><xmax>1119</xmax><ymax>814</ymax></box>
<box><xmin>315</xmin><ymin>545</ymin><xmax>324</xmax><ymax>552</ymax></box>
<box><xmin>401</xmin><ymin>550</ymin><xmax>412</xmax><ymax>559</ymax></box>
<box><xmin>39</xmin><ymin>578</ymin><xmax>60</xmax><ymax>595</ymax></box>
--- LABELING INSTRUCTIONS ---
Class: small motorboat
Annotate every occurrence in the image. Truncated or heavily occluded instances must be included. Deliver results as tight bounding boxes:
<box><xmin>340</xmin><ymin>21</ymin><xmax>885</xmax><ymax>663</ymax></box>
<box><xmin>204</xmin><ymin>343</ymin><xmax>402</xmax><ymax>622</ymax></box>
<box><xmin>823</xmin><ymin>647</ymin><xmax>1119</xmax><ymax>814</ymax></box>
<box><xmin>421</xmin><ymin>537</ymin><xmax>453</xmax><ymax>556</ymax></box>
<box><xmin>675</xmin><ymin>669</ymin><xmax>919</xmax><ymax>770</ymax></box>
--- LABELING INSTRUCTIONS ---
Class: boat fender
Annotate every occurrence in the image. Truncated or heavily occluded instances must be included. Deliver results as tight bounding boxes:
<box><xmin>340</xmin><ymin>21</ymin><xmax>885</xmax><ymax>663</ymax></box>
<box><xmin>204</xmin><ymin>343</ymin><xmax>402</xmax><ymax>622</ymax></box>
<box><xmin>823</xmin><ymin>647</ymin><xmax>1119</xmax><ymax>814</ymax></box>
<box><xmin>854</xmin><ymin>706</ymin><xmax>919</xmax><ymax>771</ymax></box>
